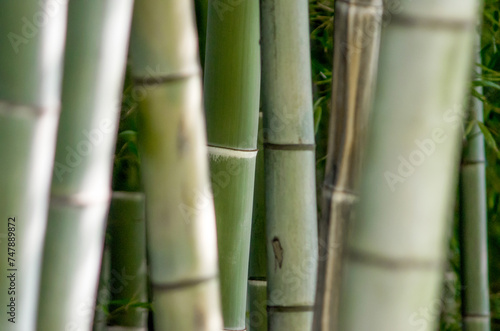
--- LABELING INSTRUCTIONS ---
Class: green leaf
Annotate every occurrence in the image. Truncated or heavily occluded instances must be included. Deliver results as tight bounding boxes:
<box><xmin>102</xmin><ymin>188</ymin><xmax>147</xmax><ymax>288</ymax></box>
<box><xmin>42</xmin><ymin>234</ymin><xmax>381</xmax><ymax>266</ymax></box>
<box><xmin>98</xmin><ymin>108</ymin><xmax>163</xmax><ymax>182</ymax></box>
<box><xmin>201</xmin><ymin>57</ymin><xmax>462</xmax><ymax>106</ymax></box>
<box><xmin>472</xmin><ymin>79</ymin><xmax>500</xmax><ymax>90</ymax></box>
<box><xmin>313</xmin><ymin>96</ymin><xmax>324</xmax><ymax>134</ymax></box>
<box><xmin>477</xmin><ymin>121</ymin><xmax>500</xmax><ymax>157</ymax></box>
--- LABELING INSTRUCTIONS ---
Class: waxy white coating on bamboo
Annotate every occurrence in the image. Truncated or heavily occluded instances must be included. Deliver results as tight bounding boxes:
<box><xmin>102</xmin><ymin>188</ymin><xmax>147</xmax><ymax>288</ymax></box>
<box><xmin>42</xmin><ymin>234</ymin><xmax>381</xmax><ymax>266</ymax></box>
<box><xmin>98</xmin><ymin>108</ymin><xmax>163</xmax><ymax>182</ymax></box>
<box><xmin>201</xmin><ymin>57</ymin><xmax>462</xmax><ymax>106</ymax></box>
<box><xmin>204</xmin><ymin>0</ymin><xmax>261</xmax><ymax>329</ymax></box>
<box><xmin>208</xmin><ymin>146</ymin><xmax>258</xmax><ymax>160</ymax></box>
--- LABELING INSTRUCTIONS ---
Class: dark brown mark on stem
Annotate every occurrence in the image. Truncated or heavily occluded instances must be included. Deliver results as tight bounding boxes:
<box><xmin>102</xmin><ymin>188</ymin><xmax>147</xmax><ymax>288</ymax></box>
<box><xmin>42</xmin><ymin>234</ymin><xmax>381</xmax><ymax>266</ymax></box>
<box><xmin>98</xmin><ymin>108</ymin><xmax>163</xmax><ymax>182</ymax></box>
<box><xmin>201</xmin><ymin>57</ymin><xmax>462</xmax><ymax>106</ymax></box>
<box><xmin>272</xmin><ymin>237</ymin><xmax>283</xmax><ymax>271</ymax></box>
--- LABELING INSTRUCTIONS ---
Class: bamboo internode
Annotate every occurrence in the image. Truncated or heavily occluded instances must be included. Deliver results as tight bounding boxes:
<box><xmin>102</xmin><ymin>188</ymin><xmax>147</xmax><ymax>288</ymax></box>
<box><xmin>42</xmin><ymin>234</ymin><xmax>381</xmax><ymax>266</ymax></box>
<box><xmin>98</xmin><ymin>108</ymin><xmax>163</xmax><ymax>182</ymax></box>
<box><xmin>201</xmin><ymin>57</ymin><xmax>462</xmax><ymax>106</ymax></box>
<box><xmin>337</xmin><ymin>0</ymin><xmax>480</xmax><ymax>330</ymax></box>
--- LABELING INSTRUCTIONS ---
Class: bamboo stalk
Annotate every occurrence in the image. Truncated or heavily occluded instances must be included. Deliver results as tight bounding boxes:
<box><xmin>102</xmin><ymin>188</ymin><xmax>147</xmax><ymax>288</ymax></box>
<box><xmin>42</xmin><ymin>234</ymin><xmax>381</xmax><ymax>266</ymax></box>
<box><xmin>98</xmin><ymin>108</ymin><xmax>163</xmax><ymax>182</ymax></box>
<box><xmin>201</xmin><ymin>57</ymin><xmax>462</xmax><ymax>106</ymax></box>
<box><xmin>247</xmin><ymin>114</ymin><xmax>268</xmax><ymax>331</ymax></box>
<box><xmin>459</xmin><ymin>42</ymin><xmax>490</xmax><ymax>331</ymax></box>
<box><xmin>260</xmin><ymin>0</ymin><xmax>318</xmax><ymax>330</ymax></box>
<box><xmin>93</xmin><ymin>233</ymin><xmax>111</xmax><ymax>331</ymax></box>
<box><xmin>204</xmin><ymin>0</ymin><xmax>261</xmax><ymax>329</ymax></box>
<box><xmin>36</xmin><ymin>0</ymin><xmax>134</xmax><ymax>329</ymax></box>
<box><xmin>128</xmin><ymin>0</ymin><xmax>223</xmax><ymax>329</ymax></box>
<box><xmin>106</xmin><ymin>192</ymin><xmax>148</xmax><ymax>330</ymax></box>
<box><xmin>0</xmin><ymin>1</ymin><xmax>67</xmax><ymax>330</ymax></box>
<box><xmin>337</xmin><ymin>1</ymin><xmax>480</xmax><ymax>330</ymax></box>
<box><xmin>313</xmin><ymin>0</ymin><xmax>383</xmax><ymax>330</ymax></box>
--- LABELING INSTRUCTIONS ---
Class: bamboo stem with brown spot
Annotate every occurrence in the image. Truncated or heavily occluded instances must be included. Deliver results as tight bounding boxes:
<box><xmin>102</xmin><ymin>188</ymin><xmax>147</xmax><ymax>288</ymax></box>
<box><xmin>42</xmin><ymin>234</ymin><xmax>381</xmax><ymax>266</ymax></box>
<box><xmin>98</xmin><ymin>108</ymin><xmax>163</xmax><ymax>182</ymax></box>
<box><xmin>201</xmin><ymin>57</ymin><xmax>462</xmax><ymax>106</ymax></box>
<box><xmin>260</xmin><ymin>0</ymin><xmax>319</xmax><ymax>330</ymax></box>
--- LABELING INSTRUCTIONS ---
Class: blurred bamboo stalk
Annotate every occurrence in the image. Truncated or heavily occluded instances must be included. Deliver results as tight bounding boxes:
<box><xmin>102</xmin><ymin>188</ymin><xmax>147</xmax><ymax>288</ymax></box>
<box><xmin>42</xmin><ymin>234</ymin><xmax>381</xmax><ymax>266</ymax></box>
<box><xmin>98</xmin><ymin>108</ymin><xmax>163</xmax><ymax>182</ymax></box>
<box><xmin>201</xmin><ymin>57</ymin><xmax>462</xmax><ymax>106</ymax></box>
<box><xmin>459</xmin><ymin>40</ymin><xmax>491</xmax><ymax>331</ymax></box>
<box><xmin>106</xmin><ymin>192</ymin><xmax>148</xmax><ymax>330</ymax></box>
<box><xmin>204</xmin><ymin>0</ymin><xmax>261</xmax><ymax>329</ymax></box>
<box><xmin>129</xmin><ymin>0</ymin><xmax>223</xmax><ymax>329</ymax></box>
<box><xmin>37</xmin><ymin>0</ymin><xmax>134</xmax><ymax>329</ymax></box>
<box><xmin>0</xmin><ymin>1</ymin><xmax>67</xmax><ymax>330</ymax></box>
<box><xmin>247</xmin><ymin>114</ymin><xmax>268</xmax><ymax>331</ymax></box>
<box><xmin>314</xmin><ymin>0</ymin><xmax>382</xmax><ymax>330</ymax></box>
<box><xmin>337</xmin><ymin>1</ymin><xmax>480</xmax><ymax>330</ymax></box>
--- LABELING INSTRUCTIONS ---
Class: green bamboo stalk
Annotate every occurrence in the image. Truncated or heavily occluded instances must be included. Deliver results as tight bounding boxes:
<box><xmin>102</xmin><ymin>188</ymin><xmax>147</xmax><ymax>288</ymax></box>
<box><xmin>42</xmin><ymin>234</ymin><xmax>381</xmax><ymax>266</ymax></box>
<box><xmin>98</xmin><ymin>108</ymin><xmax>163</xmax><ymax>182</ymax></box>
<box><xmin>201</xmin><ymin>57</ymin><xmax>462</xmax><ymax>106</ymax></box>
<box><xmin>36</xmin><ymin>1</ymin><xmax>134</xmax><ymax>329</ymax></box>
<box><xmin>314</xmin><ymin>1</ymin><xmax>383</xmax><ymax>330</ymax></box>
<box><xmin>106</xmin><ymin>192</ymin><xmax>148</xmax><ymax>330</ymax></box>
<box><xmin>259</xmin><ymin>1</ymin><xmax>318</xmax><ymax>330</ymax></box>
<box><xmin>128</xmin><ymin>0</ymin><xmax>223</xmax><ymax>329</ymax></box>
<box><xmin>204</xmin><ymin>0</ymin><xmax>261</xmax><ymax>329</ymax></box>
<box><xmin>0</xmin><ymin>1</ymin><xmax>67</xmax><ymax>330</ymax></box>
<box><xmin>459</xmin><ymin>43</ymin><xmax>490</xmax><ymax>331</ymax></box>
<box><xmin>337</xmin><ymin>1</ymin><xmax>480</xmax><ymax>330</ymax></box>
<box><xmin>247</xmin><ymin>114</ymin><xmax>268</xmax><ymax>331</ymax></box>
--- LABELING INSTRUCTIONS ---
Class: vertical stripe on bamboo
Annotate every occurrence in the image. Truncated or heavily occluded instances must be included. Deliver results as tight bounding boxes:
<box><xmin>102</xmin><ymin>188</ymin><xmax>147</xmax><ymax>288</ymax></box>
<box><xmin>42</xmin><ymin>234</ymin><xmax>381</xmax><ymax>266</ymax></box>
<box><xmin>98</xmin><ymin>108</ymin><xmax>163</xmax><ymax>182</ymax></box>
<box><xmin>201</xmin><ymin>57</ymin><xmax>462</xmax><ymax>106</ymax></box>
<box><xmin>314</xmin><ymin>0</ymin><xmax>383</xmax><ymax>330</ymax></box>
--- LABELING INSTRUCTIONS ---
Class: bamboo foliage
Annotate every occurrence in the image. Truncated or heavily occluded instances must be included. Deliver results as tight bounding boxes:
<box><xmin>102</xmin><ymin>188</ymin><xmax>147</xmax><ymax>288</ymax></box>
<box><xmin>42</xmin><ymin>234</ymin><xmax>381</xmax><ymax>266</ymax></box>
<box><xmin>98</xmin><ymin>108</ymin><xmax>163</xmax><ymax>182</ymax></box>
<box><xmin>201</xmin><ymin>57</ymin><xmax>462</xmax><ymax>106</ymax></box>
<box><xmin>260</xmin><ymin>0</ymin><xmax>318</xmax><ymax>330</ymax></box>
<box><xmin>37</xmin><ymin>0</ymin><xmax>134</xmax><ymax>329</ymax></box>
<box><xmin>337</xmin><ymin>0</ymin><xmax>480</xmax><ymax>330</ymax></box>
<box><xmin>129</xmin><ymin>0</ymin><xmax>223</xmax><ymax>329</ymax></box>
<box><xmin>204</xmin><ymin>0</ymin><xmax>261</xmax><ymax>329</ymax></box>
<box><xmin>459</xmin><ymin>44</ymin><xmax>490</xmax><ymax>331</ymax></box>
<box><xmin>0</xmin><ymin>1</ymin><xmax>67</xmax><ymax>330</ymax></box>
<box><xmin>314</xmin><ymin>0</ymin><xmax>383</xmax><ymax>330</ymax></box>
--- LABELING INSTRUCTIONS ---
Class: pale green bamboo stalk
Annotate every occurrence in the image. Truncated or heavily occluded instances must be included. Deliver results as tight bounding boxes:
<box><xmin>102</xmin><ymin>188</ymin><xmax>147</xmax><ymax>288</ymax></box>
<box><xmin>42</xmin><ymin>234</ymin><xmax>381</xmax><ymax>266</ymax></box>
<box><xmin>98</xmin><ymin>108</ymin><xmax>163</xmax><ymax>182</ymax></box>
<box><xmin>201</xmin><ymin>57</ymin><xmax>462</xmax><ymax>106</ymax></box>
<box><xmin>260</xmin><ymin>0</ymin><xmax>318</xmax><ymax>330</ymax></box>
<box><xmin>106</xmin><ymin>192</ymin><xmax>148</xmax><ymax>330</ymax></box>
<box><xmin>247</xmin><ymin>114</ymin><xmax>268</xmax><ymax>331</ymax></box>
<box><xmin>129</xmin><ymin>0</ymin><xmax>223</xmax><ymax>329</ymax></box>
<box><xmin>337</xmin><ymin>1</ymin><xmax>480</xmax><ymax>330</ymax></box>
<box><xmin>459</xmin><ymin>43</ymin><xmax>490</xmax><ymax>331</ymax></box>
<box><xmin>36</xmin><ymin>1</ymin><xmax>134</xmax><ymax>329</ymax></box>
<box><xmin>0</xmin><ymin>1</ymin><xmax>67</xmax><ymax>330</ymax></box>
<box><xmin>204</xmin><ymin>0</ymin><xmax>261</xmax><ymax>329</ymax></box>
<box><xmin>314</xmin><ymin>1</ymin><xmax>382</xmax><ymax>330</ymax></box>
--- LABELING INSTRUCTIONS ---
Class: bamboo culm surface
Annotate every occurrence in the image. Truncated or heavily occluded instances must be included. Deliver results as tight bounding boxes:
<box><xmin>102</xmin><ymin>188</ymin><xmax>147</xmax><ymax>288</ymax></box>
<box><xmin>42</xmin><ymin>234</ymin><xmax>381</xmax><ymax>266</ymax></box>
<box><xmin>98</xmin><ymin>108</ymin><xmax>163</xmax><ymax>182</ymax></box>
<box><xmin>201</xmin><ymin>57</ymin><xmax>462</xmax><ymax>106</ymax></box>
<box><xmin>314</xmin><ymin>0</ymin><xmax>382</xmax><ymax>330</ymax></box>
<box><xmin>129</xmin><ymin>0</ymin><xmax>223</xmax><ymax>329</ymax></box>
<box><xmin>37</xmin><ymin>1</ymin><xmax>134</xmax><ymax>329</ymax></box>
<box><xmin>247</xmin><ymin>114</ymin><xmax>268</xmax><ymax>331</ymax></box>
<box><xmin>0</xmin><ymin>1</ymin><xmax>67</xmax><ymax>330</ymax></box>
<box><xmin>260</xmin><ymin>0</ymin><xmax>319</xmax><ymax>330</ymax></box>
<box><xmin>337</xmin><ymin>1</ymin><xmax>480</xmax><ymax>330</ymax></box>
<box><xmin>204</xmin><ymin>0</ymin><xmax>261</xmax><ymax>329</ymax></box>
<box><xmin>106</xmin><ymin>192</ymin><xmax>149</xmax><ymax>329</ymax></box>
<box><xmin>459</xmin><ymin>40</ymin><xmax>490</xmax><ymax>331</ymax></box>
